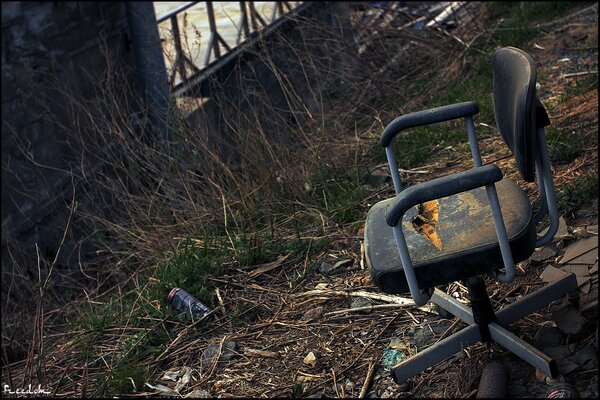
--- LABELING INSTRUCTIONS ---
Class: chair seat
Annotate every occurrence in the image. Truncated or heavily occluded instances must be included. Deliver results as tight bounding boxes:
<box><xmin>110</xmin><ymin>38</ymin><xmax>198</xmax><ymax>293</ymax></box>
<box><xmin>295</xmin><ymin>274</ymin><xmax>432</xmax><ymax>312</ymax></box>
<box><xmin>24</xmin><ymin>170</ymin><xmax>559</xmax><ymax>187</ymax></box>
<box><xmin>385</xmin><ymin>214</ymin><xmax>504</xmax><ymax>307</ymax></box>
<box><xmin>365</xmin><ymin>179</ymin><xmax>536</xmax><ymax>294</ymax></box>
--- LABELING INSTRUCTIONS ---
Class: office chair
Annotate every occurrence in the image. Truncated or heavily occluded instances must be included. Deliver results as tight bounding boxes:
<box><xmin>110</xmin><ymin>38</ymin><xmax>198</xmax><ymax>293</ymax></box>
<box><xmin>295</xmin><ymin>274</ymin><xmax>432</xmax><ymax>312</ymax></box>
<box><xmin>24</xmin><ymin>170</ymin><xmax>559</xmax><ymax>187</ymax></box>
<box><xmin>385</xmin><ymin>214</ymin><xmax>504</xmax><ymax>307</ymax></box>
<box><xmin>364</xmin><ymin>46</ymin><xmax>580</xmax><ymax>385</ymax></box>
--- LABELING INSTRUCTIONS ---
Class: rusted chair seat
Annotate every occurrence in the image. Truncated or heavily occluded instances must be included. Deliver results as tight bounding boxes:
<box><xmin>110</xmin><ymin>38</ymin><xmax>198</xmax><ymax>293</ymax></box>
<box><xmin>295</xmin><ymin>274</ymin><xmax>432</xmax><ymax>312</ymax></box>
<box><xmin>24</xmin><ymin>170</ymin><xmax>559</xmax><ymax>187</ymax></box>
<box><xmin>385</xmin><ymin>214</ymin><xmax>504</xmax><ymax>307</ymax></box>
<box><xmin>365</xmin><ymin>179</ymin><xmax>536</xmax><ymax>295</ymax></box>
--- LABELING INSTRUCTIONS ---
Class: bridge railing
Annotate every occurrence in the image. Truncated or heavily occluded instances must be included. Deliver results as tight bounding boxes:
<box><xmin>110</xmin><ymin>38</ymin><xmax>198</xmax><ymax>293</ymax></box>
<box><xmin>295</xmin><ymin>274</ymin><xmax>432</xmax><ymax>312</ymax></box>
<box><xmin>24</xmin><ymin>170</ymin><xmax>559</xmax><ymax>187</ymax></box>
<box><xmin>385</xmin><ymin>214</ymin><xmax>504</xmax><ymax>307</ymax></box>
<box><xmin>156</xmin><ymin>1</ymin><xmax>303</xmax><ymax>89</ymax></box>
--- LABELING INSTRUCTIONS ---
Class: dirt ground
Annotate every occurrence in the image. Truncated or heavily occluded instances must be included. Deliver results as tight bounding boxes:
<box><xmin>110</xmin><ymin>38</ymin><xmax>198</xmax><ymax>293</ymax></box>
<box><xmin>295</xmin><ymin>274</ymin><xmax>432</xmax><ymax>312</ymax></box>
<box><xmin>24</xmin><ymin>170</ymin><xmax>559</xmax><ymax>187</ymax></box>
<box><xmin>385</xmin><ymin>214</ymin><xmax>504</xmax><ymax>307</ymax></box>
<box><xmin>134</xmin><ymin>4</ymin><xmax>598</xmax><ymax>399</ymax></box>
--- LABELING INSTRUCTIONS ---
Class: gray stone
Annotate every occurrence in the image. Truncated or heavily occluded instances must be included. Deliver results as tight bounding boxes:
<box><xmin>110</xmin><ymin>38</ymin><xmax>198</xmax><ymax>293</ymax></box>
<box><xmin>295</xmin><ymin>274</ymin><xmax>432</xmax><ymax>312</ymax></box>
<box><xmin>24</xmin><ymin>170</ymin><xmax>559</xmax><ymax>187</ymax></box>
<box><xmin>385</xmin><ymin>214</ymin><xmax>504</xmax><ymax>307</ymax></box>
<box><xmin>412</xmin><ymin>320</ymin><xmax>453</xmax><ymax>350</ymax></box>
<box><xmin>350</xmin><ymin>296</ymin><xmax>372</xmax><ymax>311</ymax></box>
<box><xmin>318</xmin><ymin>259</ymin><xmax>352</xmax><ymax>275</ymax></box>
<box><xmin>200</xmin><ymin>341</ymin><xmax>238</xmax><ymax>369</ymax></box>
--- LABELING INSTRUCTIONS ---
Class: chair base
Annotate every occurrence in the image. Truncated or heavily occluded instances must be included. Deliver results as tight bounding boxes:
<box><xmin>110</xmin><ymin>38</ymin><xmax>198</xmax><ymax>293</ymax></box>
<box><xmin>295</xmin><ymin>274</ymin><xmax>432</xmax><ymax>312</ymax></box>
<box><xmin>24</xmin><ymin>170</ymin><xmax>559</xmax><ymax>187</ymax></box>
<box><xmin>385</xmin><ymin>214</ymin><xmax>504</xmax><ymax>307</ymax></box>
<box><xmin>391</xmin><ymin>273</ymin><xmax>579</xmax><ymax>385</ymax></box>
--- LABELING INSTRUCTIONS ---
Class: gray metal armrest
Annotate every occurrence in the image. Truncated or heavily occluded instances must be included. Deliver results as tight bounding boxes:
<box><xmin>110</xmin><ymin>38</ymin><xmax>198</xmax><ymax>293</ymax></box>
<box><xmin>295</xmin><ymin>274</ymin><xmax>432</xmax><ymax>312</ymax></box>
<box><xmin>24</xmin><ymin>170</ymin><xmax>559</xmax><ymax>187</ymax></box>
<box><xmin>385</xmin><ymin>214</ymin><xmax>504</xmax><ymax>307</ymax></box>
<box><xmin>380</xmin><ymin>101</ymin><xmax>479</xmax><ymax>147</ymax></box>
<box><xmin>385</xmin><ymin>165</ymin><xmax>503</xmax><ymax>226</ymax></box>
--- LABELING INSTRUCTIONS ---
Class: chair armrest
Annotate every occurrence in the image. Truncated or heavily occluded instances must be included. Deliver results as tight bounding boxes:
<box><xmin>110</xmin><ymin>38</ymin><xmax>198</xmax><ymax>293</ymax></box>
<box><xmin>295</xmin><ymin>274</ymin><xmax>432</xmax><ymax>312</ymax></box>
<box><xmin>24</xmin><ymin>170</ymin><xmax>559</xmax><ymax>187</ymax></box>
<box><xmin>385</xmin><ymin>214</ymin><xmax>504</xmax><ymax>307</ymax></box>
<box><xmin>380</xmin><ymin>101</ymin><xmax>479</xmax><ymax>147</ymax></box>
<box><xmin>385</xmin><ymin>164</ymin><xmax>503</xmax><ymax>227</ymax></box>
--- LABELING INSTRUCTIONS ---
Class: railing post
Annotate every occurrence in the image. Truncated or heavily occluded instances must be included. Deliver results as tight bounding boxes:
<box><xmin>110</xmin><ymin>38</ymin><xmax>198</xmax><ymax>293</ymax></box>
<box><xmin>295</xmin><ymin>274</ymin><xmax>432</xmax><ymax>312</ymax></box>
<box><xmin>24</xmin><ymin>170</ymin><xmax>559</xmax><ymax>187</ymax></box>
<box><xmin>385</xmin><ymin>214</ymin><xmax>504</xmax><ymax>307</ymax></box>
<box><xmin>170</xmin><ymin>15</ymin><xmax>188</xmax><ymax>83</ymax></box>
<box><xmin>205</xmin><ymin>0</ymin><xmax>220</xmax><ymax>65</ymax></box>
<box><xmin>237</xmin><ymin>1</ymin><xmax>251</xmax><ymax>44</ymax></box>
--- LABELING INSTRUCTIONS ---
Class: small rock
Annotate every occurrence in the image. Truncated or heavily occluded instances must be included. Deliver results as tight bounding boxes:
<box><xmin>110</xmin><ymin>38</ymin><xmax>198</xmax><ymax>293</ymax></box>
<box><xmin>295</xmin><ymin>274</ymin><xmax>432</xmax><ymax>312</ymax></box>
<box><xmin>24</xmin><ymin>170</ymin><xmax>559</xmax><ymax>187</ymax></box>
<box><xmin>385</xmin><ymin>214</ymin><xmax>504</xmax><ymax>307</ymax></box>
<box><xmin>304</xmin><ymin>351</ymin><xmax>319</xmax><ymax>368</ymax></box>
<box><xmin>533</xmin><ymin>326</ymin><xmax>563</xmax><ymax>349</ymax></box>
<box><xmin>302</xmin><ymin>306</ymin><xmax>324</xmax><ymax>321</ymax></box>
<box><xmin>388</xmin><ymin>337</ymin><xmax>408</xmax><ymax>351</ymax></box>
<box><xmin>318</xmin><ymin>259</ymin><xmax>353</xmax><ymax>275</ymax></box>
<box><xmin>364</xmin><ymin>168</ymin><xmax>389</xmax><ymax>188</ymax></box>
<box><xmin>220</xmin><ymin>341</ymin><xmax>238</xmax><ymax>361</ymax></box>
<box><xmin>185</xmin><ymin>389</ymin><xmax>211</xmax><ymax>398</ymax></box>
<box><xmin>412</xmin><ymin>320</ymin><xmax>453</xmax><ymax>349</ymax></box>
<box><xmin>555</xmin><ymin>357</ymin><xmax>581</xmax><ymax>375</ymax></box>
<box><xmin>318</xmin><ymin>262</ymin><xmax>335</xmax><ymax>275</ymax></box>
<box><xmin>200</xmin><ymin>341</ymin><xmax>237</xmax><ymax>369</ymax></box>
<box><xmin>544</xmin><ymin>345</ymin><xmax>573</xmax><ymax>359</ymax></box>
<box><xmin>344</xmin><ymin>380</ymin><xmax>355</xmax><ymax>392</ymax></box>
<box><xmin>350</xmin><ymin>296</ymin><xmax>372</xmax><ymax>311</ymax></box>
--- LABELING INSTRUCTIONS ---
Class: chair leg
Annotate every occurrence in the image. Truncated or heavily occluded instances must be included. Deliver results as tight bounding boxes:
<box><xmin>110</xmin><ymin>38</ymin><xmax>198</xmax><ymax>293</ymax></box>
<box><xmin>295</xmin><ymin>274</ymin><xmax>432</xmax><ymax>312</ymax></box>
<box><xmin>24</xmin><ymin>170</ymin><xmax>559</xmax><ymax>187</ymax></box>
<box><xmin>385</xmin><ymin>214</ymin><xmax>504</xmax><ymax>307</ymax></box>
<box><xmin>391</xmin><ymin>325</ymin><xmax>481</xmax><ymax>384</ymax></box>
<box><xmin>488</xmin><ymin>322</ymin><xmax>558</xmax><ymax>378</ymax></box>
<box><xmin>390</xmin><ymin>273</ymin><xmax>578</xmax><ymax>385</ymax></box>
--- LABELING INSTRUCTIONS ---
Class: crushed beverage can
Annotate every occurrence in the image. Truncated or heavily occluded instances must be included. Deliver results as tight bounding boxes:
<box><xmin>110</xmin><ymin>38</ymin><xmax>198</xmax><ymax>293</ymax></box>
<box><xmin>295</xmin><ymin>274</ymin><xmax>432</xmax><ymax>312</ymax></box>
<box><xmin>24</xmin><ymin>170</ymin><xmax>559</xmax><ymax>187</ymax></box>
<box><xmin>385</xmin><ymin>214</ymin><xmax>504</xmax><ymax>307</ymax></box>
<box><xmin>168</xmin><ymin>287</ymin><xmax>212</xmax><ymax>319</ymax></box>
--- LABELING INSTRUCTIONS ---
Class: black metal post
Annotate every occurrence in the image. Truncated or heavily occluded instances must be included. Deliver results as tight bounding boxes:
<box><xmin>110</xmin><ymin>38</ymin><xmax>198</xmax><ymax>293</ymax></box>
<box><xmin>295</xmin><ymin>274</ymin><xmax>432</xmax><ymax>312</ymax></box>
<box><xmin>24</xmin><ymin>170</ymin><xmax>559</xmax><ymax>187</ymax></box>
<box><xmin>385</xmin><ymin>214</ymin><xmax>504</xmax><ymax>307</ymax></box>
<box><xmin>125</xmin><ymin>2</ymin><xmax>170</xmax><ymax>141</ymax></box>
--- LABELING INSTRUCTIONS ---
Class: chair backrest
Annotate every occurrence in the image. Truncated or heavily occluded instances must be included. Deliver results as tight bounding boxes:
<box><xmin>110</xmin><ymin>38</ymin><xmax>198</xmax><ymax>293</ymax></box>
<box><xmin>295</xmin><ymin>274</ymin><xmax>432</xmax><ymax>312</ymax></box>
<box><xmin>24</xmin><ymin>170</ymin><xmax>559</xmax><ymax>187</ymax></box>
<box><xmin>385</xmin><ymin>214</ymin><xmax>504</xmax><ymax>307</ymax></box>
<box><xmin>492</xmin><ymin>46</ymin><xmax>550</xmax><ymax>182</ymax></box>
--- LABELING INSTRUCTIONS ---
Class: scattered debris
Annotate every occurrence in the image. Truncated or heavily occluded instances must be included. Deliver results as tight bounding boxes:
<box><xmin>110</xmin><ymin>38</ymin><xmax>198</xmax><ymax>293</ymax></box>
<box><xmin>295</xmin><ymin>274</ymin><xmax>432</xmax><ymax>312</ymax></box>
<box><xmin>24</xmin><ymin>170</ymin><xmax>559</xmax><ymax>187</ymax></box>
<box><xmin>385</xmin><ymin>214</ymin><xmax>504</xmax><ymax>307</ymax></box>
<box><xmin>303</xmin><ymin>351</ymin><xmax>319</xmax><ymax>368</ymax></box>
<box><xmin>185</xmin><ymin>388</ymin><xmax>212</xmax><ymax>398</ymax></box>
<box><xmin>558</xmin><ymin>236</ymin><xmax>598</xmax><ymax>265</ymax></box>
<box><xmin>531</xmin><ymin>246</ymin><xmax>558</xmax><ymax>263</ymax></box>
<box><xmin>540</xmin><ymin>265</ymin><xmax>569</xmax><ymax>283</ymax></box>
<box><xmin>381</xmin><ymin>348</ymin><xmax>405</xmax><ymax>371</ymax></box>
<box><xmin>145</xmin><ymin>382</ymin><xmax>178</xmax><ymax>396</ymax></box>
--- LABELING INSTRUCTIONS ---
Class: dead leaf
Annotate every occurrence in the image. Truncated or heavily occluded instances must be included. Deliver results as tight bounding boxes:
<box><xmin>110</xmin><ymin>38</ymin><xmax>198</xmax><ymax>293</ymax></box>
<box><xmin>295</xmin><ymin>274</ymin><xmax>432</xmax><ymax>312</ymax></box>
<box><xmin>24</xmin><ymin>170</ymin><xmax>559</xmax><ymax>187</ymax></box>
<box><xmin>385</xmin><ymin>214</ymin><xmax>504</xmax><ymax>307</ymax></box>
<box><xmin>352</xmin><ymin>275</ymin><xmax>371</xmax><ymax>286</ymax></box>
<box><xmin>412</xmin><ymin>200</ymin><xmax>442</xmax><ymax>250</ymax></box>
<box><xmin>301</xmin><ymin>306</ymin><xmax>324</xmax><ymax>321</ymax></box>
<box><xmin>243</xmin><ymin>348</ymin><xmax>279</xmax><ymax>358</ymax></box>
<box><xmin>248</xmin><ymin>253</ymin><xmax>291</xmax><ymax>278</ymax></box>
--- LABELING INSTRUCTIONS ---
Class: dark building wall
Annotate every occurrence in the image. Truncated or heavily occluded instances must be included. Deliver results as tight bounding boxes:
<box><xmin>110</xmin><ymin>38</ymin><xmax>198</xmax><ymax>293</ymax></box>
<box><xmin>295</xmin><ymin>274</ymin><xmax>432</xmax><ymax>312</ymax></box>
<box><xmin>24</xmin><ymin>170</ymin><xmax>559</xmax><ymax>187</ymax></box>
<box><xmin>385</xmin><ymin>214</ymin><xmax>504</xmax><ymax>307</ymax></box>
<box><xmin>2</xmin><ymin>2</ymin><xmax>133</xmax><ymax>267</ymax></box>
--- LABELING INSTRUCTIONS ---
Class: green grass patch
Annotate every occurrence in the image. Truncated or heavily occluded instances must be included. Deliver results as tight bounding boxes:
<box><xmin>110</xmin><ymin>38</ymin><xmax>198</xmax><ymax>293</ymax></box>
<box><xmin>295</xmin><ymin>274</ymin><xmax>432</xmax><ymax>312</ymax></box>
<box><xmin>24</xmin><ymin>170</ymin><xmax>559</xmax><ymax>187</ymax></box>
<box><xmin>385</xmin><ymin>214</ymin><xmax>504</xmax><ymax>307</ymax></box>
<box><xmin>487</xmin><ymin>2</ymin><xmax>590</xmax><ymax>49</ymax></box>
<box><xmin>311</xmin><ymin>165</ymin><xmax>369</xmax><ymax>224</ymax></box>
<box><xmin>556</xmin><ymin>172</ymin><xmax>598</xmax><ymax>217</ymax></box>
<box><xmin>557</xmin><ymin>75</ymin><xmax>599</xmax><ymax>105</ymax></box>
<box><xmin>546</xmin><ymin>127</ymin><xmax>584</xmax><ymax>163</ymax></box>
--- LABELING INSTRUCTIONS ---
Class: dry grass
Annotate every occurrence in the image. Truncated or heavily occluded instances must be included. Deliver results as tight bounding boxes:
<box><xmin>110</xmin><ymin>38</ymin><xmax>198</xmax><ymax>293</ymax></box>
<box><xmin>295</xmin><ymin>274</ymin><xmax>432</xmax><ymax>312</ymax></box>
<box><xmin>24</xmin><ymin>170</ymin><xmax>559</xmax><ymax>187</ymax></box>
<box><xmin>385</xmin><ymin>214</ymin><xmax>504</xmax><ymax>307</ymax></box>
<box><xmin>1</xmin><ymin>2</ymin><xmax>597</xmax><ymax>398</ymax></box>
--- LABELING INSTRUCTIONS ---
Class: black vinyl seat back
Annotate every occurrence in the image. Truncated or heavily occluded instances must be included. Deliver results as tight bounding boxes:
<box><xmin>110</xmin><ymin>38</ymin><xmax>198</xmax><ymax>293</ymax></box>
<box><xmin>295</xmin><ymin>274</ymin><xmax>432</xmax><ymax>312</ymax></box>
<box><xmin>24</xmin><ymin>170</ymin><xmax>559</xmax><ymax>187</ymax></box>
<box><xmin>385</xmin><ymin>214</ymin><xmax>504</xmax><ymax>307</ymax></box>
<box><xmin>492</xmin><ymin>46</ymin><xmax>550</xmax><ymax>182</ymax></box>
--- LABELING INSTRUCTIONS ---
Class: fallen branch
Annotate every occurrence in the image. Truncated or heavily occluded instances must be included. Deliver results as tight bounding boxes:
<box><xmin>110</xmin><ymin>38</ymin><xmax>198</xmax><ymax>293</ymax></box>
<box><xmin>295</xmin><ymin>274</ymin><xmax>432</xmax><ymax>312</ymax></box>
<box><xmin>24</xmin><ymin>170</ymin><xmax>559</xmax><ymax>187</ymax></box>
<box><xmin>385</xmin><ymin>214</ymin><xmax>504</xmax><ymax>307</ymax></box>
<box><xmin>295</xmin><ymin>289</ymin><xmax>415</xmax><ymax>305</ymax></box>
<box><xmin>359</xmin><ymin>360</ymin><xmax>377</xmax><ymax>398</ymax></box>
<box><xmin>324</xmin><ymin>303</ymin><xmax>409</xmax><ymax>317</ymax></box>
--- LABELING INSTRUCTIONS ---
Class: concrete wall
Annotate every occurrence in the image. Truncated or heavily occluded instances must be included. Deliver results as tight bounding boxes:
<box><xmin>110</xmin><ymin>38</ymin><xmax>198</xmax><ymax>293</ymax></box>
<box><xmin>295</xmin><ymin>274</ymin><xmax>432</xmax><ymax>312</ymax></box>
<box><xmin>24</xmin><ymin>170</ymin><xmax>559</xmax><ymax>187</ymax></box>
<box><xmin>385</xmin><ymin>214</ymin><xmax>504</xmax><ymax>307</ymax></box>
<box><xmin>2</xmin><ymin>2</ymin><xmax>133</xmax><ymax>267</ymax></box>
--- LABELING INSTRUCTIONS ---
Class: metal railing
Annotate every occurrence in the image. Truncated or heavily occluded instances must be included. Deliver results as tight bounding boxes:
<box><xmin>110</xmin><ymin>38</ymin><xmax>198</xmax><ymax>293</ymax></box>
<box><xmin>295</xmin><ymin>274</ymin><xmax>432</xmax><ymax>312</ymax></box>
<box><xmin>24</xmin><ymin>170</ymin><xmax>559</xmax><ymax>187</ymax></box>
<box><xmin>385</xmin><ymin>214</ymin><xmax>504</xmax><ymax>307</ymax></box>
<box><xmin>156</xmin><ymin>1</ymin><xmax>303</xmax><ymax>89</ymax></box>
